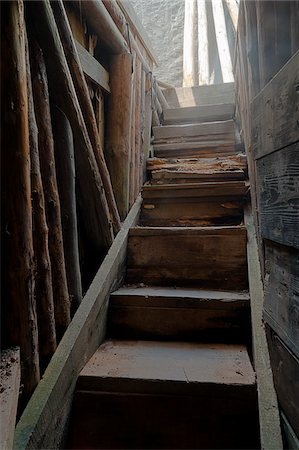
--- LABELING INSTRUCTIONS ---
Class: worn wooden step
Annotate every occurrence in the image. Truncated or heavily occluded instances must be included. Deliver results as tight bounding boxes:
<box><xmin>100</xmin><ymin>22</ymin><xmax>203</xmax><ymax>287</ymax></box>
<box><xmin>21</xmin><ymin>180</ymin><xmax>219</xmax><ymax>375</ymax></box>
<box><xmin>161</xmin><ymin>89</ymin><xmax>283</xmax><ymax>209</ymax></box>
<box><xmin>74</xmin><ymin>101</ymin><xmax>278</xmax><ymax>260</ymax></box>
<box><xmin>127</xmin><ymin>226</ymin><xmax>248</xmax><ymax>289</ymax></box>
<box><xmin>163</xmin><ymin>103</ymin><xmax>234</xmax><ymax>125</ymax></box>
<box><xmin>163</xmin><ymin>82</ymin><xmax>235</xmax><ymax>108</ymax></box>
<box><xmin>153</xmin><ymin>141</ymin><xmax>239</xmax><ymax>158</ymax></box>
<box><xmin>108</xmin><ymin>286</ymin><xmax>250</xmax><ymax>341</ymax></box>
<box><xmin>67</xmin><ymin>339</ymin><xmax>259</xmax><ymax>449</ymax></box>
<box><xmin>153</xmin><ymin>120</ymin><xmax>235</xmax><ymax>142</ymax></box>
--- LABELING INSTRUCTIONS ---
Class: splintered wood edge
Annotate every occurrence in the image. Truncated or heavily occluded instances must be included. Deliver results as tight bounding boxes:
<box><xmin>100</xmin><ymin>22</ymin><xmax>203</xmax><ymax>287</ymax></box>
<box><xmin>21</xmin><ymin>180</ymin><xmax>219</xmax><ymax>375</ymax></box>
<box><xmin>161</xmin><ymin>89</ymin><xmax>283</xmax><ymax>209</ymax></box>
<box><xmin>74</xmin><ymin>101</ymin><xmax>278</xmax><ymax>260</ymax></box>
<box><xmin>13</xmin><ymin>196</ymin><xmax>142</xmax><ymax>450</ymax></box>
<box><xmin>244</xmin><ymin>206</ymin><xmax>283</xmax><ymax>450</ymax></box>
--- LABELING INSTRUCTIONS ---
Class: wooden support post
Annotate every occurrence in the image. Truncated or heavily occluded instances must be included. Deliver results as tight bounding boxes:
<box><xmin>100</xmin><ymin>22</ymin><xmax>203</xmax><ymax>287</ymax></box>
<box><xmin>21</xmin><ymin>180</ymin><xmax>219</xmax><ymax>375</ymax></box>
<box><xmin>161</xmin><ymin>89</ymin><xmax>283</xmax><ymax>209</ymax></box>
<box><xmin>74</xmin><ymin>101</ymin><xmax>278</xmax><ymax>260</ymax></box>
<box><xmin>139</xmin><ymin>69</ymin><xmax>146</xmax><ymax>191</ymax></box>
<box><xmin>183</xmin><ymin>0</ymin><xmax>197</xmax><ymax>87</ymax></box>
<box><xmin>197</xmin><ymin>0</ymin><xmax>210</xmax><ymax>85</ymax></box>
<box><xmin>30</xmin><ymin>40</ymin><xmax>71</xmax><ymax>336</ymax></box>
<box><xmin>134</xmin><ymin>58</ymin><xmax>142</xmax><ymax>199</ymax></box>
<box><xmin>142</xmin><ymin>72</ymin><xmax>153</xmax><ymax>183</ymax></box>
<box><xmin>106</xmin><ymin>53</ymin><xmax>133</xmax><ymax>220</ymax></box>
<box><xmin>52</xmin><ymin>106</ymin><xmax>82</xmax><ymax>315</ymax></box>
<box><xmin>129</xmin><ymin>52</ymin><xmax>137</xmax><ymax>207</ymax></box>
<box><xmin>1</xmin><ymin>0</ymin><xmax>40</xmax><ymax>396</ymax></box>
<box><xmin>51</xmin><ymin>0</ymin><xmax>121</xmax><ymax>234</ymax></box>
<box><xmin>26</xmin><ymin>35</ymin><xmax>57</xmax><ymax>362</ymax></box>
<box><xmin>212</xmin><ymin>0</ymin><xmax>234</xmax><ymax>83</ymax></box>
<box><xmin>225</xmin><ymin>0</ymin><xmax>239</xmax><ymax>32</ymax></box>
<box><xmin>26</xmin><ymin>0</ymin><xmax>114</xmax><ymax>252</ymax></box>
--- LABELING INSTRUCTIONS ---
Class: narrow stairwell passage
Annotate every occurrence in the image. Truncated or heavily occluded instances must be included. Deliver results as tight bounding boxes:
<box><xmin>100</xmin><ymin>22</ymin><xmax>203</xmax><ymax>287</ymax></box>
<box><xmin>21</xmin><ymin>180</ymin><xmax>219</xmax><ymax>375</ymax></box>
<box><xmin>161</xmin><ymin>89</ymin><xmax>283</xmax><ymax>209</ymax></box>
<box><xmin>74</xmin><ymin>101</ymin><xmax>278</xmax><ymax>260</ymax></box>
<box><xmin>67</xmin><ymin>84</ymin><xmax>260</xmax><ymax>449</ymax></box>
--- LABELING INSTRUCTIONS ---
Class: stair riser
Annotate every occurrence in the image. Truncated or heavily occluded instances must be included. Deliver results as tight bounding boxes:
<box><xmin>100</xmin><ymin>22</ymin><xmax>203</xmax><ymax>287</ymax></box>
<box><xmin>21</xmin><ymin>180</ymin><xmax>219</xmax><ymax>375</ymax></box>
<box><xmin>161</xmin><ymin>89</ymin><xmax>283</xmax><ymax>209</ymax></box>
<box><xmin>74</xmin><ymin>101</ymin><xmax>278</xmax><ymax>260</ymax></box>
<box><xmin>127</xmin><ymin>228</ymin><xmax>248</xmax><ymax>290</ymax></box>
<box><xmin>163</xmin><ymin>104</ymin><xmax>234</xmax><ymax>125</ymax></box>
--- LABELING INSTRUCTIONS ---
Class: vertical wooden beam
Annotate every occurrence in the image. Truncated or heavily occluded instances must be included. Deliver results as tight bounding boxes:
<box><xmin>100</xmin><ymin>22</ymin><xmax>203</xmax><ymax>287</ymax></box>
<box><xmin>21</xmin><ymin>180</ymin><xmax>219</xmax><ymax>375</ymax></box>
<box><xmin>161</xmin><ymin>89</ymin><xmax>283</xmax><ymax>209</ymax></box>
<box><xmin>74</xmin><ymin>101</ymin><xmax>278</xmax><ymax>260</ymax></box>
<box><xmin>142</xmin><ymin>72</ymin><xmax>153</xmax><ymax>183</ymax></box>
<box><xmin>129</xmin><ymin>51</ymin><xmax>137</xmax><ymax>208</ymax></box>
<box><xmin>211</xmin><ymin>0</ymin><xmax>234</xmax><ymax>83</ymax></box>
<box><xmin>106</xmin><ymin>53</ymin><xmax>133</xmax><ymax>220</ymax></box>
<box><xmin>244</xmin><ymin>1</ymin><xmax>260</xmax><ymax>100</ymax></box>
<box><xmin>134</xmin><ymin>58</ymin><xmax>142</xmax><ymax>199</ymax></box>
<box><xmin>1</xmin><ymin>0</ymin><xmax>40</xmax><ymax>396</ymax></box>
<box><xmin>256</xmin><ymin>1</ymin><xmax>276</xmax><ymax>88</ymax></box>
<box><xmin>183</xmin><ymin>0</ymin><xmax>197</xmax><ymax>87</ymax></box>
<box><xmin>225</xmin><ymin>0</ymin><xmax>239</xmax><ymax>32</ymax></box>
<box><xmin>290</xmin><ymin>1</ymin><xmax>299</xmax><ymax>56</ymax></box>
<box><xmin>197</xmin><ymin>0</ymin><xmax>210</xmax><ymax>85</ymax></box>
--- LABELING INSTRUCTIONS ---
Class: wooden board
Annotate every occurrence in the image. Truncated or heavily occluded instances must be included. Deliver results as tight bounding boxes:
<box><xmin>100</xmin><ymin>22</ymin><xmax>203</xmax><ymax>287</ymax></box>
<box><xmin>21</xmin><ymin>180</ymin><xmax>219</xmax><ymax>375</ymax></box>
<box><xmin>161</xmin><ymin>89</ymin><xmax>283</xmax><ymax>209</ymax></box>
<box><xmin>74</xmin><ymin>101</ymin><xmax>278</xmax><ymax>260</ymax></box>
<box><xmin>75</xmin><ymin>40</ymin><xmax>110</xmax><ymax>93</ymax></box>
<box><xmin>264</xmin><ymin>241</ymin><xmax>299</xmax><ymax>360</ymax></box>
<box><xmin>266</xmin><ymin>326</ymin><xmax>299</xmax><ymax>438</ymax></box>
<box><xmin>163</xmin><ymin>103</ymin><xmax>234</xmax><ymax>125</ymax></box>
<box><xmin>127</xmin><ymin>226</ymin><xmax>248</xmax><ymax>290</ymax></box>
<box><xmin>256</xmin><ymin>142</ymin><xmax>299</xmax><ymax>249</ymax></box>
<box><xmin>108</xmin><ymin>287</ymin><xmax>250</xmax><ymax>341</ymax></box>
<box><xmin>13</xmin><ymin>197</ymin><xmax>142</xmax><ymax>450</ymax></box>
<box><xmin>153</xmin><ymin>142</ymin><xmax>238</xmax><ymax>158</ymax></box>
<box><xmin>153</xmin><ymin>119</ymin><xmax>235</xmax><ymax>141</ymax></box>
<box><xmin>151</xmin><ymin>170</ymin><xmax>245</xmax><ymax>183</ymax></box>
<box><xmin>163</xmin><ymin>82</ymin><xmax>235</xmax><ymax>108</ymax></box>
<box><xmin>251</xmin><ymin>50</ymin><xmax>299</xmax><ymax>160</ymax></box>
<box><xmin>0</xmin><ymin>348</ymin><xmax>20</xmax><ymax>450</ymax></box>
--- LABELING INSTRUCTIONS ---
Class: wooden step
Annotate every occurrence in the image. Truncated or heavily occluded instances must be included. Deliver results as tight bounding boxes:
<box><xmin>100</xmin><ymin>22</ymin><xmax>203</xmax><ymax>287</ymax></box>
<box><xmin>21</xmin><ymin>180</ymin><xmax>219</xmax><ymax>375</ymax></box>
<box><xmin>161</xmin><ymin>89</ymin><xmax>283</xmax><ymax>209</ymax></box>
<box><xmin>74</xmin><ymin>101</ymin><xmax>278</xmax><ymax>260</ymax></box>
<box><xmin>163</xmin><ymin>82</ymin><xmax>235</xmax><ymax>108</ymax></box>
<box><xmin>153</xmin><ymin>120</ymin><xmax>235</xmax><ymax>142</ymax></box>
<box><xmin>108</xmin><ymin>287</ymin><xmax>250</xmax><ymax>341</ymax></box>
<box><xmin>67</xmin><ymin>340</ymin><xmax>259</xmax><ymax>449</ymax></box>
<box><xmin>153</xmin><ymin>141</ymin><xmax>239</xmax><ymax>158</ymax></box>
<box><xmin>126</xmin><ymin>226</ymin><xmax>248</xmax><ymax>289</ymax></box>
<box><xmin>163</xmin><ymin>103</ymin><xmax>234</xmax><ymax>125</ymax></box>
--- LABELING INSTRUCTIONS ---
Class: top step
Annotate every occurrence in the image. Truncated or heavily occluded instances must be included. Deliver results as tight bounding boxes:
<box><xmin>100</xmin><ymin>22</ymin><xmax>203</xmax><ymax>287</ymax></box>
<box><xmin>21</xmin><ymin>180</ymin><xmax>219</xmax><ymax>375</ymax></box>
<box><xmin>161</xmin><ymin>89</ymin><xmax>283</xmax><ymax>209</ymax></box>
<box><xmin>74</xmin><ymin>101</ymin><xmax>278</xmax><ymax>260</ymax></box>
<box><xmin>163</xmin><ymin>83</ymin><xmax>235</xmax><ymax>108</ymax></box>
<box><xmin>163</xmin><ymin>103</ymin><xmax>234</xmax><ymax>125</ymax></box>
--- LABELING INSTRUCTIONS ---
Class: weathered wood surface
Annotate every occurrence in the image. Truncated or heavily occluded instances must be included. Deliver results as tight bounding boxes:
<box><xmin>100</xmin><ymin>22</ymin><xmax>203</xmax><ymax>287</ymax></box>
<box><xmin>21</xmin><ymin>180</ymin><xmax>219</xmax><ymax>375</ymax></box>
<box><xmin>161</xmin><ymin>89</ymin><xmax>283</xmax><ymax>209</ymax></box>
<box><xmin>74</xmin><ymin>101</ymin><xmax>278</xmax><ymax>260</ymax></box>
<box><xmin>163</xmin><ymin>83</ymin><xmax>235</xmax><ymax>108</ymax></box>
<box><xmin>1</xmin><ymin>1</ymin><xmax>40</xmax><ymax>395</ymax></box>
<box><xmin>127</xmin><ymin>226</ymin><xmax>248</xmax><ymax>290</ymax></box>
<box><xmin>74</xmin><ymin>40</ymin><xmax>110</xmax><ymax>93</ymax></box>
<box><xmin>106</xmin><ymin>53</ymin><xmax>133</xmax><ymax>220</ymax></box>
<box><xmin>251</xmin><ymin>50</ymin><xmax>299</xmax><ymax>160</ymax></box>
<box><xmin>183</xmin><ymin>0</ymin><xmax>197</xmax><ymax>87</ymax></box>
<box><xmin>163</xmin><ymin>104</ymin><xmax>234</xmax><ymax>125</ymax></box>
<box><xmin>245</xmin><ymin>208</ymin><xmax>283</xmax><ymax>450</ymax></box>
<box><xmin>27</xmin><ymin>0</ymin><xmax>114</xmax><ymax>252</ymax></box>
<box><xmin>134</xmin><ymin>59</ymin><xmax>142</xmax><ymax>199</ymax></box>
<box><xmin>109</xmin><ymin>287</ymin><xmax>250</xmax><ymax>341</ymax></box>
<box><xmin>264</xmin><ymin>241</ymin><xmax>299</xmax><ymax>360</ymax></box>
<box><xmin>26</xmin><ymin>36</ymin><xmax>56</xmax><ymax>360</ymax></box>
<box><xmin>153</xmin><ymin>119</ymin><xmax>235</xmax><ymax>141</ymax></box>
<box><xmin>153</xmin><ymin>141</ymin><xmax>238</xmax><ymax>158</ymax></box>
<box><xmin>52</xmin><ymin>106</ymin><xmax>82</xmax><ymax>314</ymax></box>
<box><xmin>30</xmin><ymin>39</ymin><xmax>71</xmax><ymax>335</ymax></box>
<box><xmin>52</xmin><ymin>0</ymin><xmax>121</xmax><ymax>234</ymax></box>
<box><xmin>68</xmin><ymin>341</ymin><xmax>258</xmax><ymax>449</ymax></box>
<box><xmin>256</xmin><ymin>143</ymin><xmax>299</xmax><ymax>249</ymax></box>
<box><xmin>281</xmin><ymin>411</ymin><xmax>299</xmax><ymax>450</ymax></box>
<box><xmin>151</xmin><ymin>170</ymin><xmax>244</xmax><ymax>184</ymax></box>
<box><xmin>266</xmin><ymin>326</ymin><xmax>299</xmax><ymax>438</ymax></box>
<box><xmin>197</xmin><ymin>0</ymin><xmax>209</xmax><ymax>85</ymax></box>
<box><xmin>0</xmin><ymin>348</ymin><xmax>21</xmax><ymax>450</ymax></box>
<box><xmin>13</xmin><ymin>197</ymin><xmax>142</xmax><ymax>450</ymax></box>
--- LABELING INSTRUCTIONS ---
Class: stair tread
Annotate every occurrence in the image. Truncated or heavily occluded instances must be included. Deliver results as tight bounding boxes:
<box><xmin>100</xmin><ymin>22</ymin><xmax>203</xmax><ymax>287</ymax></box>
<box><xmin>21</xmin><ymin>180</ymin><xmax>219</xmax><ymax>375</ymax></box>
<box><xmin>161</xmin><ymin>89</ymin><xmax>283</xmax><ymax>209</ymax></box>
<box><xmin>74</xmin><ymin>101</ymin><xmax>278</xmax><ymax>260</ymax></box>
<box><xmin>163</xmin><ymin>103</ymin><xmax>234</xmax><ymax>125</ymax></box>
<box><xmin>130</xmin><ymin>225</ymin><xmax>246</xmax><ymax>236</ymax></box>
<box><xmin>80</xmin><ymin>340</ymin><xmax>255</xmax><ymax>387</ymax></box>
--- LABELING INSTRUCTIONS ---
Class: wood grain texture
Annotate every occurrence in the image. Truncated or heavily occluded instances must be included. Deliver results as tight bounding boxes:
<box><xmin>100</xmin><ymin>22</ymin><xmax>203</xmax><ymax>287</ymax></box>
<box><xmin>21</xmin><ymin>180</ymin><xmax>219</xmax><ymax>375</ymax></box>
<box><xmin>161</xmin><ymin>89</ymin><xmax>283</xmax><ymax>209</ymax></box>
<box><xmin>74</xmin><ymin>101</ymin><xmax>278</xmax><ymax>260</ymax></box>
<box><xmin>251</xmin><ymin>50</ymin><xmax>299</xmax><ymax>160</ymax></box>
<box><xmin>266</xmin><ymin>326</ymin><xmax>299</xmax><ymax>438</ymax></box>
<box><xmin>163</xmin><ymin>83</ymin><xmax>235</xmax><ymax>108</ymax></box>
<box><xmin>13</xmin><ymin>197</ymin><xmax>142</xmax><ymax>450</ymax></box>
<box><xmin>108</xmin><ymin>287</ymin><xmax>250</xmax><ymax>341</ymax></box>
<box><xmin>127</xmin><ymin>226</ymin><xmax>248</xmax><ymax>290</ymax></box>
<box><xmin>163</xmin><ymin>103</ymin><xmax>234</xmax><ymax>125</ymax></box>
<box><xmin>153</xmin><ymin>120</ymin><xmax>235</xmax><ymax>141</ymax></box>
<box><xmin>264</xmin><ymin>241</ymin><xmax>299</xmax><ymax>360</ymax></box>
<box><xmin>257</xmin><ymin>143</ymin><xmax>299</xmax><ymax>249</ymax></box>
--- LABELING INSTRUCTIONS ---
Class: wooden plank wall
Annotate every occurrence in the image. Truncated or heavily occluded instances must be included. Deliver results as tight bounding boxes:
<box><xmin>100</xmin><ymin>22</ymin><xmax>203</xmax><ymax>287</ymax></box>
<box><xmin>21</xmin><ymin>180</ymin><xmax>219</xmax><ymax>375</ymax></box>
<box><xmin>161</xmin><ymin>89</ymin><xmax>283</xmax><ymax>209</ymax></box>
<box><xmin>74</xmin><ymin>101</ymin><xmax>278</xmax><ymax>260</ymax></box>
<box><xmin>235</xmin><ymin>1</ymin><xmax>299</xmax><ymax>444</ymax></box>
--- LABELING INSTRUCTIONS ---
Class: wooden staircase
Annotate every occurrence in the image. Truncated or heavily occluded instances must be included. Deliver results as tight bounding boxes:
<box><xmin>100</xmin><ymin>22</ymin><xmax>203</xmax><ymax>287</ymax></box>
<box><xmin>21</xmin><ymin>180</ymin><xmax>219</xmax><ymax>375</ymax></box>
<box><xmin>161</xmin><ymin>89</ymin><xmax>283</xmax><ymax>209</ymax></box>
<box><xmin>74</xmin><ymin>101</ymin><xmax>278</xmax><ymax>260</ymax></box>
<box><xmin>67</xmin><ymin>84</ymin><xmax>260</xmax><ymax>449</ymax></box>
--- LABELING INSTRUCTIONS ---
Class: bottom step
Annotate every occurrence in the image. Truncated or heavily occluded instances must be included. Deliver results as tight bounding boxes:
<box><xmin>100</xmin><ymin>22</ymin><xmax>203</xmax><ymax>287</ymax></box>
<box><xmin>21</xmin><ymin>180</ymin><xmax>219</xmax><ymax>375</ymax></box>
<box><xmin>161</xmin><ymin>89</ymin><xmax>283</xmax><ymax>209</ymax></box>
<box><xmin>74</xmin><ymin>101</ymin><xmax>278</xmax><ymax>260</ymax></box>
<box><xmin>67</xmin><ymin>340</ymin><xmax>259</xmax><ymax>449</ymax></box>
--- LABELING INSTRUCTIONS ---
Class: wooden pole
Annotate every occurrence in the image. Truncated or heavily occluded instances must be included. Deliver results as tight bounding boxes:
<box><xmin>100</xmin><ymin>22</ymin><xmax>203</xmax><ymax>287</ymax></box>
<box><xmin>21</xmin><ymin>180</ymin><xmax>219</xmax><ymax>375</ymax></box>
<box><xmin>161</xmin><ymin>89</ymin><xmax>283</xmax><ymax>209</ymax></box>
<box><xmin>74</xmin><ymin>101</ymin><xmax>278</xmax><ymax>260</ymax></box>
<box><xmin>51</xmin><ymin>0</ymin><xmax>121</xmax><ymax>234</ymax></box>
<box><xmin>134</xmin><ymin>58</ymin><xmax>142</xmax><ymax>199</ymax></box>
<box><xmin>1</xmin><ymin>0</ymin><xmax>40</xmax><ymax>396</ymax></box>
<box><xmin>212</xmin><ymin>0</ymin><xmax>234</xmax><ymax>83</ymax></box>
<box><xmin>106</xmin><ymin>53</ymin><xmax>133</xmax><ymax>220</ymax></box>
<box><xmin>30</xmin><ymin>40</ymin><xmax>71</xmax><ymax>337</ymax></box>
<box><xmin>183</xmin><ymin>0</ymin><xmax>197</xmax><ymax>87</ymax></box>
<box><xmin>26</xmin><ymin>0</ymin><xmax>114</xmax><ymax>251</ymax></box>
<box><xmin>129</xmin><ymin>51</ymin><xmax>137</xmax><ymax>207</ymax></box>
<box><xmin>26</xmin><ymin>34</ymin><xmax>57</xmax><ymax>363</ymax></box>
<box><xmin>197</xmin><ymin>0</ymin><xmax>210</xmax><ymax>85</ymax></box>
<box><xmin>52</xmin><ymin>106</ymin><xmax>82</xmax><ymax>315</ymax></box>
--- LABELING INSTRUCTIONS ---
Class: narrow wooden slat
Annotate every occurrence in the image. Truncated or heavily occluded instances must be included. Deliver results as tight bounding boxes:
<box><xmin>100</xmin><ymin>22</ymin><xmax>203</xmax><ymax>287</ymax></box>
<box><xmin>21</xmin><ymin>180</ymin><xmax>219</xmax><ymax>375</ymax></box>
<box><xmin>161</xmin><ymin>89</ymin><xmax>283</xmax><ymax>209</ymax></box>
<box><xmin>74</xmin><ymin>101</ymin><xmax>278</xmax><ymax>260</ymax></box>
<box><xmin>74</xmin><ymin>40</ymin><xmax>110</xmax><ymax>93</ymax></box>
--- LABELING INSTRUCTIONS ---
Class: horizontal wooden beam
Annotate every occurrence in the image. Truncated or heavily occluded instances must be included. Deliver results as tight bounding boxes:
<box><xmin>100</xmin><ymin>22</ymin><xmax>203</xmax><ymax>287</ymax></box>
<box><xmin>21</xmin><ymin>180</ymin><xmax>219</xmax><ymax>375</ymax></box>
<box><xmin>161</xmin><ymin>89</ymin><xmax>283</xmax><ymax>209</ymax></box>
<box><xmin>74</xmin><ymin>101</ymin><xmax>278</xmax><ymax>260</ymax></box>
<box><xmin>74</xmin><ymin>40</ymin><xmax>110</xmax><ymax>93</ymax></box>
<box><xmin>13</xmin><ymin>196</ymin><xmax>142</xmax><ymax>450</ymax></box>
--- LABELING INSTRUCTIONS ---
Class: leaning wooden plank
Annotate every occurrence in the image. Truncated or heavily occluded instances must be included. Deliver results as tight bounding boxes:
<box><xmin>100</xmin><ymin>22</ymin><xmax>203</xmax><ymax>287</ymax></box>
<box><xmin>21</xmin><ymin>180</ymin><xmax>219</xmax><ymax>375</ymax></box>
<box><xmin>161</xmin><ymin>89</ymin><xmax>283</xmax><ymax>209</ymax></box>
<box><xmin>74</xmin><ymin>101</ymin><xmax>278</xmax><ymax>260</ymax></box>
<box><xmin>13</xmin><ymin>196</ymin><xmax>142</xmax><ymax>450</ymax></box>
<box><xmin>153</xmin><ymin>120</ymin><xmax>235</xmax><ymax>141</ymax></box>
<box><xmin>244</xmin><ymin>208</ymin><xmax>283</xmax><ymax>450</ymax></box>
<box><xmin>0</xmin><ymin>348</ymin><xmax>21</xmax><ymax>450</ymax></box>
<box><xmin>52</xmin><ymin>1</ymin><xmax>121</xmax><ymax>234</ymax></box>
<box><xmin>256</xmin><ymin>142</ymin><xmax>299</xmax><ymax>249</ymax></box>
<box><xmin>251</xmin><ymin>50</ymin><xmax>299</xmax><ymax>160</ymax></box>
<box><xmin>26</xmin><ymin>0</ymin><xmax>114</xmax><ymax>250</ymax></box>
<box><xmin>163</xmin><ymin>104</ymin><xmax>234</xmax><ymax>125</ymax></box>
<box><xmin>74</xmin><ymin>40</ymin><xmax>110</xmax><ymax>93</ymax></box>
<box><xmin>1</xmin><ymin>1</ymin><xmax>40</xmax><ymax>396</ymax></box>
